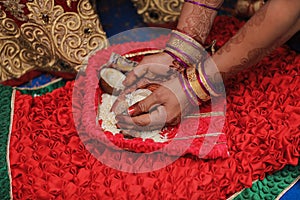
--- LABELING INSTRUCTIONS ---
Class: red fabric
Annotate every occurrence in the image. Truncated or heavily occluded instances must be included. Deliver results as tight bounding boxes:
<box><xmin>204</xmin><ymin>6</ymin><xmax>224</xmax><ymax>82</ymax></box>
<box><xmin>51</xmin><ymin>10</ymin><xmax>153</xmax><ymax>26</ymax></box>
<box><xmin>0</xmin><ymin>70</ymin><xmax>42</xmax><ymax>86</ymax></box>
<box><xmin>91</xmin><ymin>46</ymin><xmax>228</xmax><ymax>159</ymax></box>
<box><xmin>9</xmin><ymin>16</ymin><xmax>300</xmax><ymax>199</ymax></box>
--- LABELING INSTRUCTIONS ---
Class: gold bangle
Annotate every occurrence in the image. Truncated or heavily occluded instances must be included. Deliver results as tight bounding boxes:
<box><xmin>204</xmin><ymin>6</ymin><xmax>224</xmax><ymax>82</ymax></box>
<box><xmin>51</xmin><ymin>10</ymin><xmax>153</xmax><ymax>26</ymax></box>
<box><xmin>180</xmin><ymin>73</ymin><xmax>199</xmax><ymax>105</ymax></box>
<box><xmin>186</xmin><ymin>67</ymin><xmax>210</xmax><ymax>101</ymax></box>
<box><xmin>198</xmin><ymin>64</ymin><xmax>220</xmax><ymax>97</ymax></box>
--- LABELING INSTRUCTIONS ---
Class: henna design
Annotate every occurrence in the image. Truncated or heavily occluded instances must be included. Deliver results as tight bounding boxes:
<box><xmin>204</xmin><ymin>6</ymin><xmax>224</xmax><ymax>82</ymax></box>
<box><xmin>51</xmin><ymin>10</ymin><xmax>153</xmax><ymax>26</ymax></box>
<box><xmin>219</xmin><ymin>44</ymin><xmax>281</xmax><ymax>81</ymax></box>
<box><xmin>225</xmin><ymin>47</ymin><xmax>270</xmax><ymax>76</ymax></box>
<box><xmin>217</xmin><ymin>2</ymin><xmax>270</xmax><ymax>55</ymax></box>
<box><xmin>222</xmin><ymin>25</ymin><xmax>295</xmax><ymax>81</ymax></box>
<box><xmin>179</xmin><ymin>0</ymin><xmax>223</xmax><ymax>43</ymax></box>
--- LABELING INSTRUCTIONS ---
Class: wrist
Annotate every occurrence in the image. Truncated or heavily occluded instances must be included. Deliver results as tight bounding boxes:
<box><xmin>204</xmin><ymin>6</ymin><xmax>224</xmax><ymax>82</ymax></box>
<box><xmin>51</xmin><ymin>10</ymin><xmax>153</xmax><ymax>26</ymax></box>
<box><xmin>165</xmin><ymin>30</ymin><xmax>205</xmax><ymax>67</ymax></box>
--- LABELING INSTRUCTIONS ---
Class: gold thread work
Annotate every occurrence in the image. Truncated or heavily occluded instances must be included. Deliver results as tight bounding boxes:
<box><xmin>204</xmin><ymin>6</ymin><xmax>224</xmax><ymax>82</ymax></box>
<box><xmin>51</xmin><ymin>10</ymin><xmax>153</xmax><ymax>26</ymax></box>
<box><xmin>0</xmin><ymin>0</ymin><xmax>108</xmax><ymax>82</ymax></box>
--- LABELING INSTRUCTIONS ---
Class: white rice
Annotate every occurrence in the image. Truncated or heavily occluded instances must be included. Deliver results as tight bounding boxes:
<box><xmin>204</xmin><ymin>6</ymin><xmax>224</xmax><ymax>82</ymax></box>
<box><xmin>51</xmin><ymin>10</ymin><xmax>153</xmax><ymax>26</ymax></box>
<box><xmin>97</xmin><ymin>89</ymin><xmax>168</xmax><ymax>142</ymax></box>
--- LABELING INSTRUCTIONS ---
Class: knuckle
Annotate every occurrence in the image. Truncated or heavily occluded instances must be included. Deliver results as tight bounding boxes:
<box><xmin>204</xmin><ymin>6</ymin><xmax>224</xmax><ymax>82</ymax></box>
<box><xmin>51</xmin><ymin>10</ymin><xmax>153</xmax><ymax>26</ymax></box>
<box><xmin>137</xmin><ymin>101</ymin><xmax>148</xmax><ymax>113</ymax></box>
<box><xmin>152</xmin><ymin>90</ymin><xmax>163</xmax><ymax>102</ymax></box>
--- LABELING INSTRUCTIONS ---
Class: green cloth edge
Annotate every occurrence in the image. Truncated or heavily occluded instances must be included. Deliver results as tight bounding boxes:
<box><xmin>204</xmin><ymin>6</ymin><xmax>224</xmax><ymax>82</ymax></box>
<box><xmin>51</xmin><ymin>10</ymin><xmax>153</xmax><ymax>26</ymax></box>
<box><xmin>16</xmin><ymin>78</ymin><xmax>66</xmax><ymax>96</ymax></box>
<box><xmin>233</xmin><ymin>162</ymin><xmax>300</xmax><ymax>200</ymax></box>
<box><xmin>0</xmin><ymin>84</ymin><xmax>13</xmax><ymax>200</ymax></box>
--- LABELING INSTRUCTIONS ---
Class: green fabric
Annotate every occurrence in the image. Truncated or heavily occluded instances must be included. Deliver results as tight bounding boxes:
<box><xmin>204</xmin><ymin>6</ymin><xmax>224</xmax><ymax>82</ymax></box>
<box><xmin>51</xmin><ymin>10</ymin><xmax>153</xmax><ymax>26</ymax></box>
<box><xmin>17</xmin><ymin>79</ymin><xmax>66</xmax><ymax>96</ymax></box>
<box><xmin>234</xmin><ymin>162</ymin><xmax>300</xmax><ymax>200</ymax></box>
<box><xmin>0</xmin><ymin>84</ymin><xmax>13</xmax><ymax>200</ymax></box>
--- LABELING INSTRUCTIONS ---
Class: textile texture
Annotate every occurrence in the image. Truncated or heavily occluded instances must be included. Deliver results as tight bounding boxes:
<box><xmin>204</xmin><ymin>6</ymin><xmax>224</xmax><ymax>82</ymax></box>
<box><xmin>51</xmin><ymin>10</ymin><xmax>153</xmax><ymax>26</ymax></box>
<box><xmin>0</xmin><ymin>0</ymin><xmax>107</xmax><ymax>84</ymax></box>
<box><xmin>7</xmin><ymin>16</ymin><xmax>300</xmax><ymax>199</ymax></box>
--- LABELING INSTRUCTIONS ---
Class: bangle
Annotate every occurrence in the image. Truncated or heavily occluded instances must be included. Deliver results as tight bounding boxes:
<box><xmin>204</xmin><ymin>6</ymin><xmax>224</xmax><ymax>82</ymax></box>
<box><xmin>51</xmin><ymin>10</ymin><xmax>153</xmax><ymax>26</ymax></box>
<box><xmin>164</xmin><ymin>49</ymin><xmax>189</xmax><ymax>69</ymax></box>
<box><xmin>178</xmin><ymin>72</ymin><xmax>199</xmax><ymax>106</ymax></box>
<box><xmin>165</xmin><ymin>30</ymin><xmax>205</xmax><ymax>66</ymax></box>
<box><xmin>184</xmin><ymin>0</ymin><xmax>220</xmax><ymax>11</ymax></box>
<box><xmin>165</xmin><ymin>47</ymin><xmax>192</xmax><ymax>68</ymax></box>
<box><xmin>185</xmin><ymin>67</ymin><xmax>210</xmax><ymax>102</ymax></box>
<box><xmin>197</xmin><ymin>62</ymin><xmax>221</xmax><ymax>97</ymax></box>
<box><xmin>175</xmin><ymin>28</ymin><xmax>201</xmax><ymax>44</ymax></box>
<box><xmin>172</xmin><ymin>30</ymin><xmax>204</xmax><ymax>51</ymax></box>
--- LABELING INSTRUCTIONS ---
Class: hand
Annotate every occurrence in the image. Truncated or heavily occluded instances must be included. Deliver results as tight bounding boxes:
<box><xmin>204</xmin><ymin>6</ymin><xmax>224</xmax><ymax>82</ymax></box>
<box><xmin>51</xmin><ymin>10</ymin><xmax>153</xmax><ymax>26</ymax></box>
<box><xmin>111</xmin><ymin>52</ymin><xmax>180</xmax><ymax>115</ymax></box>
<box><xmin>115</xmin><ymin>77</ymin><xmax>193</xmax><ymax>131</ymax></box>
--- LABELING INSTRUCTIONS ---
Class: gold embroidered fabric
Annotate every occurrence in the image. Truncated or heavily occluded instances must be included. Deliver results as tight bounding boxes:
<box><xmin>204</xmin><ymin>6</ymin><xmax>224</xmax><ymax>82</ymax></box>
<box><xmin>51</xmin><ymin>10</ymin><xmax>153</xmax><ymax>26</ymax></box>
<box><xmin>131</xmin><ymin>0</ymin><xmax>184</xmax><ymax>24</ymax></box>
<box><xmin>0</xmin><ymin>0</ymin><xmax>108</xmax><ymax>82</ymax></box>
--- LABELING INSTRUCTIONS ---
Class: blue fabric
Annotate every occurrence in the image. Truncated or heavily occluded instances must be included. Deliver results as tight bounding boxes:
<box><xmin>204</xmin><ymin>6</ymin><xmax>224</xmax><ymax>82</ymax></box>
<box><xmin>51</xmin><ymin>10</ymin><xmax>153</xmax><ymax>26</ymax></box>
<box><xmin>95</xmin><ymin>0</ymin><xmax>146</xmax><ymax>38</ymax></box>
<box><xmin>19</xmin><ymin>74</ymin><xmax>58</xmax><ymax>88</ymax></box>
<box><xmin>280</xmin><ymin>179</ymin><xmax>300</xmax><ymax>200</ymax></box>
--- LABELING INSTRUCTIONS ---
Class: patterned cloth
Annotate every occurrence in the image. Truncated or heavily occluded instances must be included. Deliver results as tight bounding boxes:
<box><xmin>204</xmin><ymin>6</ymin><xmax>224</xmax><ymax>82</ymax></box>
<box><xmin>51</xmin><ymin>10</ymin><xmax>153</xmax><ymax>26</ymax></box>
<box><xmin>0</xmin><ymin>16</ymin><xmax>298</xmax><ymax>199</ymax></box>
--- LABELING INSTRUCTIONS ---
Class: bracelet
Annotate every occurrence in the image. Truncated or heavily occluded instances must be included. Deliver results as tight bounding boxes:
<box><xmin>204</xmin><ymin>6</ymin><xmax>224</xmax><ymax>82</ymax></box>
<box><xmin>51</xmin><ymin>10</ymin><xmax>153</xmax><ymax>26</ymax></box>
<box><xmin>197</xmin><ymin>62</ymin><xmax>221</xmax><ymax>97</ymax></box>
<box><xmin>164</xmin><ymin>49</ymin><xmax>189</xmax><ymax>69</ymax></box>
<box><xmin>175</xmin><ymin>28</ymin><xmax>200</xmax><ymax>43</ymax></box>
<box><xmin>172</xmin><ymin>30</ymin><xmax>204</xmax><ymax>51</ymax></box>
<box><xmin>166</xmin><ymin>30</ymin><xmax>205</xmax><ymax>66</ymax></box>
<box><xmin>165</xmin><ymin>47</ymin><xmax>193</xmax><ymax>68</ymax></box>
<box><xmin>178</xmin><ymin>72</ymin><xmax>199</xmax><ymax>106</ymax></box>
<box><xmin>184</xmin><ymin>0</ymin><xmax>220</xmax><ymax>11</ymax></box>
<box><xmin>185</xmin><ymin>67</ymin><xmax>210</xmax><ymax>102</ymax></box>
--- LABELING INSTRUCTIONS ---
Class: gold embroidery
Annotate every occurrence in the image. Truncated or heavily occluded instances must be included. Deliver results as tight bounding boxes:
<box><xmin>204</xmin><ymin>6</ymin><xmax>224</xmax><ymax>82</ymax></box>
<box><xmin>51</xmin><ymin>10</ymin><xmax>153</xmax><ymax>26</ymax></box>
<box><xmin>53</xmin><ymin>0</ymin><xmax>108</xmax><ymax>70</ymax></box>
<box><xmin>0</xmin><ymin>0</ymin><xmax>27</xmax><ymax>21</ymax></box>
<box><xmin>26</xmin><ymin>0</ymin><xmax>64</xmax><ymax>27</ymax></box>
<box><xmin>131</xmin><ymin>0</ymin><xmax>184</xmax><ymax>24</ymax></box>
<box><xmin>0</xmin><ymin>0</ymin><xmax>108</xmax><ymax>82</ymax></box>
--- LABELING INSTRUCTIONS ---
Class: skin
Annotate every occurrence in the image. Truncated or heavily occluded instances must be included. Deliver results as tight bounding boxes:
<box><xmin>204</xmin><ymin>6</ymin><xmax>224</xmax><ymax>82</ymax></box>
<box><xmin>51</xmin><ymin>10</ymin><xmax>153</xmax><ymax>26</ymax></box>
<box><xmin>113</xmin><ymin>0</ymin><xmax>300</xmax><ymax>130</ymax></box>
<box><xmin>177</xmin><ymin>0</ymin><xmax>224</xmax><ymax>44</ymax></box>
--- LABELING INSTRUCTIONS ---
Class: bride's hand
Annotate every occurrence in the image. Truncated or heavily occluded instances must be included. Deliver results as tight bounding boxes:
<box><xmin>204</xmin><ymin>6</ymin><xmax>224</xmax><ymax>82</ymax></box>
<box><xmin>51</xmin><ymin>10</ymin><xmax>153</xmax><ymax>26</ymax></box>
<box><xmin>115</xmin><ymin>76</ymin><xmax>193</xmax><ymax>131</ymax></box>
<box><xmin>111</xmin><ymin>52</ymin><xmax>180</xmax><ymax>115</ymax></box>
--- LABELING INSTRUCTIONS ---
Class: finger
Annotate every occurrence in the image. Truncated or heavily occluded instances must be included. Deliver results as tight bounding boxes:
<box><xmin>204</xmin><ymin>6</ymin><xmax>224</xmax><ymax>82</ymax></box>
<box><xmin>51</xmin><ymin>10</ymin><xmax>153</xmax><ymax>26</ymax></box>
<box><xmin>116</xmin><ymin>106</ymin><xmax>167</xmax><ymax>131</ymax></box>
<box><xmin>135</xmin><ymin>78</ymin><xmax>162</xmax><ymax>92</ymax></box>
<box><xmin>122</xmin><ymin>70</ymin><xmax>140</xmax><ymax>86</ymax></box>
<box><xmin>111</xmin><ymin>98</ymin><xmax>129</xmax><ymax>115</ymax></box>
<box><xmin>116</xmin><ymin>114</ymin><xmax>150</xmax><ymax>128</ymax></box>
<box><xmin>126</xmin><ymin>91</ymin><xmax>161</xmax><ymax>117</ymax></box>
<box><xmin>111</xmin><ymin>78</ymin><xmax>161</xmax><ymax>115</ymax></box>
<box><xmin>111</xmin><ymin>81</ymin><xmax>140</xmax><ymax>114</ymax></box>
<box><xmin>123</xmin><ymin>58</ymin><xmax>173</xmax><ymax>86</ymax></box>
<box><xmin>121</xmin><ymin>129</ymin><xmax>141</xmax><ymax>138</ymax></box>
<box><xmin>123</xmin><ymin>64</ymin><xmax>149</xmax><ymax>86</ymax></box>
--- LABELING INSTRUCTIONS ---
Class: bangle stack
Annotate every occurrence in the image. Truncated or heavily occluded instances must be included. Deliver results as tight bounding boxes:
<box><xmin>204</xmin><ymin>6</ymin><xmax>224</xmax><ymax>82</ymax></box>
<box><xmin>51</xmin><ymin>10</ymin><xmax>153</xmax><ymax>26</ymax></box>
<box><xmin>165</xmin><ymin>30</ymin><xmax>221</xmax><ymax>106</ymax></box>
<box><xmin>197</xmin><ymin>62</ymin><xmax>221</xmax><ymax>97</ymax></box>
<box><xmin>165</xmin><ymin>30</ymin><xmax>205</xmax><ymax>67</ymax></box>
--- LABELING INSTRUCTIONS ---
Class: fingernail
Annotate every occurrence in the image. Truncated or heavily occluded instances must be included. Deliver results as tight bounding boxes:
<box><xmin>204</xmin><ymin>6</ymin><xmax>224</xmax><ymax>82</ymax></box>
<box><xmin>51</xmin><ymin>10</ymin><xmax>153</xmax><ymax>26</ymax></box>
<box><xmin>127</xmin><ymin>106</ymin><xmax>136</xmax><ymax>116</ymax></box>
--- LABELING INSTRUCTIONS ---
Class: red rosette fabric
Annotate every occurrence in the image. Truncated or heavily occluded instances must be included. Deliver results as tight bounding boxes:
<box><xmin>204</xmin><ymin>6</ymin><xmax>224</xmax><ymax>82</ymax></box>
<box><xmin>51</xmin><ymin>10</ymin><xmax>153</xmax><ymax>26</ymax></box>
<box><xmin>74</xmin><ymin>36</ymin><xmax>229</xmax><ymax>159</ymax></box>
<box><xmin>9</xmin><ymin>16</ymin><xmax>300</xmax><ymax>199</ymax></box>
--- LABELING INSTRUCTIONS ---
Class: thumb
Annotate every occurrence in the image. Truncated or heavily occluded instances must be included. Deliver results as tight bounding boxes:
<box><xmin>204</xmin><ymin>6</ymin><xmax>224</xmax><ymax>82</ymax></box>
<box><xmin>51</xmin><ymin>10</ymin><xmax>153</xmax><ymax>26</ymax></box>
<box><xmin>127</xmin><ymin>90</ymin><xmax>161</xmax><ymax>117</ymax></box>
